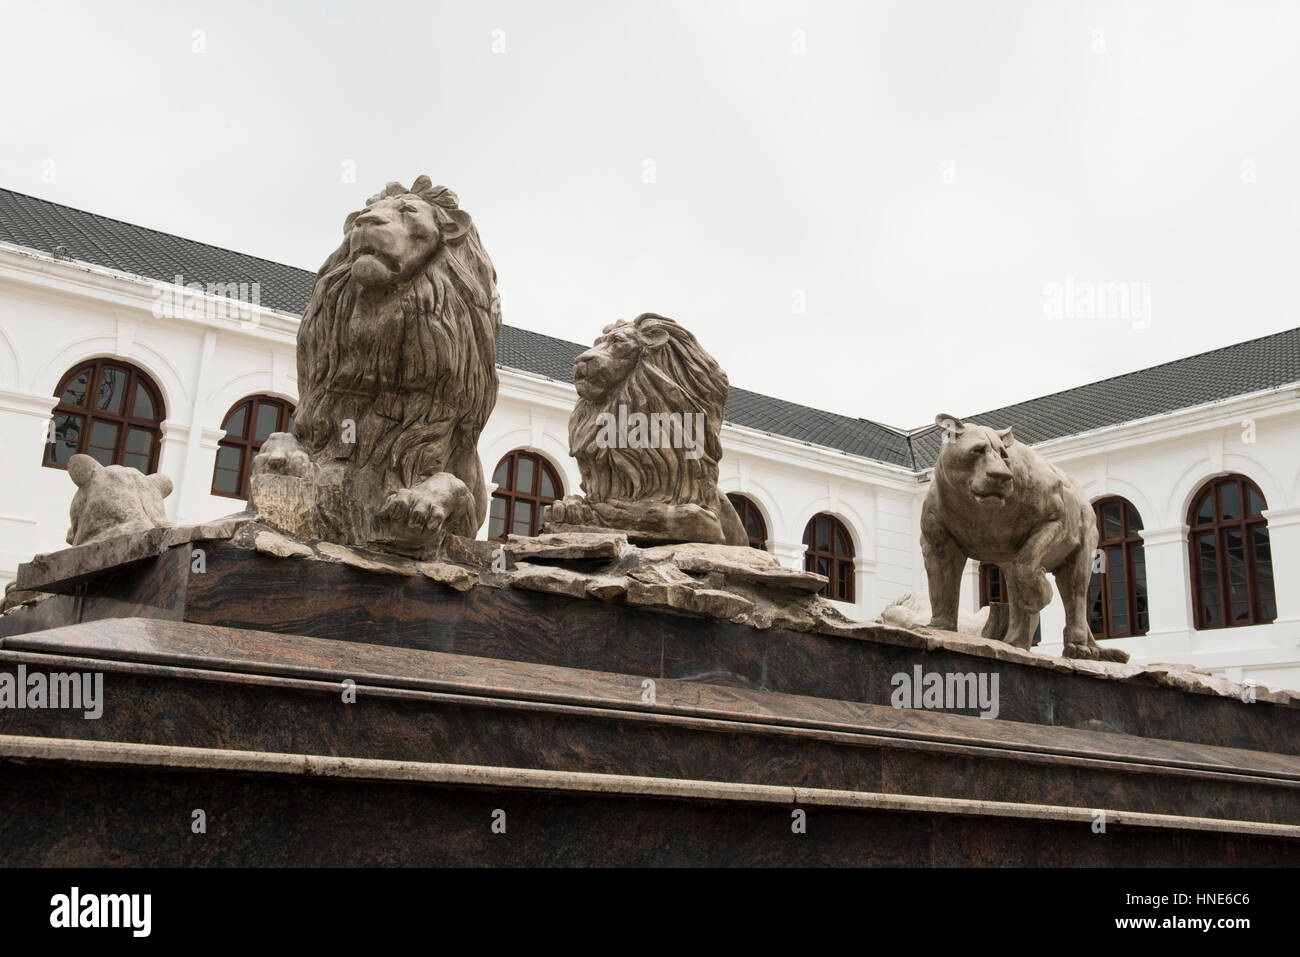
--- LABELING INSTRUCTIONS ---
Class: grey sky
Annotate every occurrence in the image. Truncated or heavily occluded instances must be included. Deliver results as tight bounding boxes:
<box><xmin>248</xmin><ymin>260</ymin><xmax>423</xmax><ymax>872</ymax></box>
<box><xmin>4</xmin><ymin>0</ymin><xmax>1297</xmax><ymax>429</ymax></box>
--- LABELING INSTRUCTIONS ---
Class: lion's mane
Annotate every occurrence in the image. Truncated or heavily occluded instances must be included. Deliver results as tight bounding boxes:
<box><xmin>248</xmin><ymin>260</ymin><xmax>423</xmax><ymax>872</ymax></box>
<box><xmin>292</xmin><ymin>177</ymin><xmax>499</xmax><ymax>492</ymax></box>
<box><xmin>570</xmin><ymin>314</ymin><xmax>728</xmax><ymax>505</ymax></box>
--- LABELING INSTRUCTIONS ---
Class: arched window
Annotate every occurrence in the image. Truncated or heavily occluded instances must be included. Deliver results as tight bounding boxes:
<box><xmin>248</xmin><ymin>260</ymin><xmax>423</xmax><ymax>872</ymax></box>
<box><xmin>1088</xmin><ymin>497</ymin><xmax>1149</xmax><ymax>638</ymax></box>
<box><xmin>979</xmin><ymin>562</ymin><xmax>1041</xmax><ymax>645</ymax></box>
<box><xmin>489</xmin><ymin>450</ymin><xmax>563</xmax><ymax>540</ymax></box>
<box><xmin>803</xmin><ymin>513</ymin><xmax>854</xmax><ymax>602</ymax></box>
<box><xmin>727</xmin><ymin>493</ymin><xmax>768</xmax><ymax>550</ymax></box>
<box><xmin>212</xmin><ymin>395</ymin><xmax>295</xmax><ymax>499</ymax></box>
<box><xmin>44</xmin><ymin>359</ymin><xmax>164</xmax><ymax>473</ymax></box>
<box><xmin>1188</xmin><ymin>475</ymin><xmax>1276</xmax><ymax>629</ymax></box>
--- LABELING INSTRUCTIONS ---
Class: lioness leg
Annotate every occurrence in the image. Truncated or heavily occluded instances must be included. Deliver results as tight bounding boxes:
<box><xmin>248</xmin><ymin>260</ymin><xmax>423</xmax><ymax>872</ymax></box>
<box><xmin>921</xmin><ymin>521</ymin><xmax>966</xmax><ymax>632</ymax></box>
<box><xmin>1002</xmin><ymin>563</ymin><xmax>1051</xmax><ymax>650</ymax></box>
<box><xmin>1054</xmin><ymin>546</ymin><xmax>1131</xmax><ymax>663</ymax></box>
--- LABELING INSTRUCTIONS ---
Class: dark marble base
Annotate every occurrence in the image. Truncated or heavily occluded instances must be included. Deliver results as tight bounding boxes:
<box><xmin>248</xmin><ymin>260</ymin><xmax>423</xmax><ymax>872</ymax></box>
<box><xmin>1</xmin><ymin>743</ymin><xmax>1295</xmax><ymax>867</ymax></box>
<box><xmin>1</xmin><ymin>540</ymin><xmax>1295</xmax><ymax>756</ymax></box>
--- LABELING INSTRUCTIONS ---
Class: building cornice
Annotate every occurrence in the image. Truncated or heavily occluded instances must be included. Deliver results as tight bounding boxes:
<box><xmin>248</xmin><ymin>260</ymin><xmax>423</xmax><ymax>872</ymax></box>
<box><xmin>0</xmin><ymin>243</ymin><xmax>300</xmax><ymax>346</ymax></box>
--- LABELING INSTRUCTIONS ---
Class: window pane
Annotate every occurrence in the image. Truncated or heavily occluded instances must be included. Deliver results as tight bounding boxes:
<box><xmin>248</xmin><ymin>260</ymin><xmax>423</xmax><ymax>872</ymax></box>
<box><xmin>515</xmin><ymin>457</ymin><xmax>535</xmax><ymax>495</ymax></box>
<box><xmin>817</xmin><ymin>518</ymin><xmax>830</xmax><ymax>551</ymax></box>
<box><xmin>1126</xmin><ymin>506</ymin><xmax>1143</xmax><ymax>533</ymax></box>
<box><xmin>225</xmin><ymin>403</ymin><xmax>248</xmax><ymax>439</ymax></box>
<box><xmin>540</xmin><ymin>466</ymin><xmax>557</xmax><ymax>500</ymax></box>
<box><xmin>1247</xmin><ymin>486</ymin><xmax>1266</xmax><ymax>517</ymax></box>
<box><xmin>131</xmin><ymin>383</ymin><xmax>156</xmax><ymax>420</ymax></box>
<box><xmin>1103</xmin><ymin>504</ymin><xmax>1123</xmax><ymax>540</ymax></box>
<box><xmin>49</xmin><ymin>413</ymin><xmax>83</xmax><ymax>464</ymax></box>
<box><xmin>492</xmin><ymin>458</ymin><xmax>510</xmax><ymax>488</ymax></box>
<box><xmin>126</xmin><ymin>428</ymin><xmax>152</xmax><ymax>455</ymax></box>
<box><xmin>213</xmin><ymin>445</ymin><xmax>241</xmax><ymax>493</ymax></box>
<box><xmin>513</xmin><ymin>499</ymin><xmax>534</xmax><ymax>536</ymax></box>
<box><xmin>97</xmin><ymin>368</ymin><xmax>126</xmax><ymax>413</ymax></box>
<box><xmin>1219</xmin><ymin>481</ymin><xmax>1240</xmax><ymax>521</ymax></box>
<box><xmin>802</xmin><ymin>523</ymin><xmax>811</xmax><ymax>546</ymax></box>
<box><xmin>836</xmin><ymin>528</ymin><xmax>851</xmax><ymax>557</ymax></box>
<box><xmin>123</xmin><ymin>452</ymin><xmax>149</xmax><ymax>474</ymax></box>
<box><xmin>745</xmin><ymin>513</ymin><xmax>760</xmax><ymax>538</ymax></box>
<box><xmin>1195</xmin><ymin>493</ymin><xmax>1213</xmax><ymax>525</ymax></box>
<box><xmin>489</xmin><ymin>496</ymin><xmax>507</xmax><ymax>538</ymax></box>
<box><xmin>216</xmin><ymin>445</ymin><xmax>243</xmax><ymax>473</ymax></box>
<box><xmin>88</xmin><ymin>421</ymin><xmax>119</xmax><ymax>464</ymax></box>
<box><xmin>60</xmin><ymin>371</ymin><xmax>89</xmax><ymax>408</ymax></box>
<box><xmin>254</xmin><ymin>402</ymin><xmax>280</xmax><ymax>442</ymax></box>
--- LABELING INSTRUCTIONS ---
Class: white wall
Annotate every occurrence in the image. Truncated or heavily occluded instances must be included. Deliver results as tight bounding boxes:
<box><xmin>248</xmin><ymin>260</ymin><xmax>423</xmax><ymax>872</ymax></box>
<box><xmin>1</xmin><ymin>242</ymin><xmax>1297</xmax><ymax>691</ymax></box>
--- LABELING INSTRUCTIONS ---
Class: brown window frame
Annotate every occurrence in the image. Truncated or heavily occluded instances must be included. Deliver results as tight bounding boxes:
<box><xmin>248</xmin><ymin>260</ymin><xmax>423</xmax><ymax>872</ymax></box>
<box><xmin>43</xmin><ymin>359</ymin><xmax>165</xmax><ymax>473</ymax></box>
<box><xmin>726</xmin><ymin>493</ymin><xmax>768</xmax><ymax>551</ymax></box>
<box><xmin>1088</xmin><ymin>496</ymin><xmax>1149</xmax><ymax>638</ymax></box>
<box><xmin>489</xmin><ymin>450</ymin><xmax>563</xmax><ymax>540</ymax></box>
<box><xmin>212</xmin><ymin>395</ymin><xmax>295</xmax><ymax>499</ymax></box>
<box><xmin>803</xmin><ymin>512</ymin><xmax>855</xmax><ymax>602</ymax></box>
<box><xmin>1188</xmin><ymin>475</ymin><xmax>1275</xmax><ymax>630</ymax></box>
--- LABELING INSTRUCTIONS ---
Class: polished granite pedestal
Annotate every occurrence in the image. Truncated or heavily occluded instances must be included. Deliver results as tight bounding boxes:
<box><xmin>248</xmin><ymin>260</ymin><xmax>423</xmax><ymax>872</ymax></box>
<box><xmin>1</xmin><ymin>522</ymin><xmax>1297</xmax><ymax>866</ymax></box>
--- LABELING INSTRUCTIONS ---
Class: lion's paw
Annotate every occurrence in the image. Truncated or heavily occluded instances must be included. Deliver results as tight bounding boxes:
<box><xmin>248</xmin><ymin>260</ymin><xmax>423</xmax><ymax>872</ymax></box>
<box><xmin>1064</xmin><ymin>641</ymin><xmax>1130</xmax><ymax>664</ymax></box>
<box><xmin>253</xmin><ymin>432</ymin><xmax>313</xmax><ymax>479</ymax></box>
<box><xmin>375</xmin><ymin>473</ymin><xmax>475</xmax><ymax>550</ymax></box>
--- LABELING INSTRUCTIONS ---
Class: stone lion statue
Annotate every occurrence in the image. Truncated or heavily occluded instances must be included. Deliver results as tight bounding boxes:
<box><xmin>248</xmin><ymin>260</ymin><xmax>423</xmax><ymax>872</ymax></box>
<box><xmin>920</xmin><ymin>413</ymin><xmax>1129</xmax><ymax>663</ymax></box>
<box><xmin>544</xmin><ymin>313</ymin><xmax>747</xmax><ymax>546</ymax></box>
<box><xmin>250</xmin><ymin>176</ymin><xmax>500</xmax><ymax>555</ymax></box>
<box><xmin>65</xmin><ymin>454</ymin><xmax>173</xmax><ymax>546</ymax></box>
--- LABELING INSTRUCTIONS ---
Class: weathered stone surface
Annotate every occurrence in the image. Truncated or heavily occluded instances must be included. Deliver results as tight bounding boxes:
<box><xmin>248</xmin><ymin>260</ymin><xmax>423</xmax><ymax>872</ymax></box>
<box><xmin>641</xmin><ymin>541</ymin><xmax>828</xmax><ymax>592</ymax></box>
<box><xmin>509</xmin><ymin>562</ymin><xmax>592</xmax><ymax>599</ymax></box>
<box><xmin>880</xmin><ymin>591</ymin><xmax>989</xmax><ymax>636</ymax></box>
<box><xmin>317</xmin><ymin>542</ymin><xmax>420</xmax><ymax>577</ymax></box>
<box><xmin>253</xmin><ymin>530</ymin><xmax>313</xmax><ymax>559</ymax></box>
<box><xmin>921</xmin><ymin>413</ymin><xmax>1130</xmax><ymax>664</ymax></box>
<box><xmin>624</xmin><ymin>578</ymin><xmax>754</xmax><ymax>622</ymax></box>
<box><xmin>543</xmin><ymin>314</ymin><xmax>748</xmax><ymax>547</ymax></box>
<box><xmin>247</xmin><ymin>176</ymin><xmax>500</xmax><ymax>559</ymax></box>
<box><xmin>65</xmin><ymin>454</ymin><xmax>174</xmax><ymax>546</ymax></box>
<box><xmin>503</xmin><ymin>531</ymin><xmax>630</xmax><ymax>562</ymax></box>
<box><xmin>584</xmin><ymin>577</ymin><xmax>628</xmax><ymax>601</ymax></box>
<box><xmin>417</xmin><ymin>561</ymin><xmax>477</xmax><ymax>592</ymax></box>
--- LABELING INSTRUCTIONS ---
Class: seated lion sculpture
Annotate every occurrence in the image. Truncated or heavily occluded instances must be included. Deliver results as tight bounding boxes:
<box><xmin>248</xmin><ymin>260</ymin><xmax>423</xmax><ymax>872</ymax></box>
<box><xmin>543</xmin><ymin>313</ymin><xmax>747</xmax><ymax>546</ymax></box>
<box><xmin>250</xmin><ymin>177</ymin><xmax>500</xmax><ymax>556</ymax></box>
<box><xmin>920</xmin><ymin>413</ymin><xmax>1129</xmax><ymax>663</ymax></box>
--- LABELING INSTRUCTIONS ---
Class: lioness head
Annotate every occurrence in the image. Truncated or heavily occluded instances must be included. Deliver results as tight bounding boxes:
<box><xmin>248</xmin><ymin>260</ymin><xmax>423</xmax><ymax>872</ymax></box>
<box><xmin>66</xmin><ymin>453</ymin><xmax>173</xmax><ymax>546</ymax></box>
<box><xmin>345</xmin><ymin>180</ymin><xmax>472</xmax><ymax>289</ymax></box>
<box><xmin>933</xmin><ymin>413</ymin><xmax>1015</xmax><ymax>507</ymax></box>
<box><xmin>573</xmin><ymin>315</ymin><xmax>673</xmax><ymax>402</ymax></box>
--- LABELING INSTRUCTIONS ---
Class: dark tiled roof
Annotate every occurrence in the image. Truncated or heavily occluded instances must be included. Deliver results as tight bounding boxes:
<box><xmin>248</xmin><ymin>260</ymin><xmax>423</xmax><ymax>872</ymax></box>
<box><xmin>2</xmin><ymin>187</ymin><xmax>1296</xmax><ymax>473</ymax></box>
<box><xmin>909</xmin><ymin>326</ymin><xmax>1300</xmax><ymax>468</ymax></box>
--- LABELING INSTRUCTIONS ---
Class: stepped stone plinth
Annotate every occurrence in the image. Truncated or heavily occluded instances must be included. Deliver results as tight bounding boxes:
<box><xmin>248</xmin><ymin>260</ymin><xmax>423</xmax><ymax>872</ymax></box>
<box><xmin>1</xmin><ymin>522</ymin><xmax>1297</xmax><ymax>866</ymax></box>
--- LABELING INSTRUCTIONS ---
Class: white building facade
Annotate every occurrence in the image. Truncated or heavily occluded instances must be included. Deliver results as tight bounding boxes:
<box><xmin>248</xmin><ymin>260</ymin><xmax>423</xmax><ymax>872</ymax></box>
<box><xmin>1</xmin><ymin>199</ymin><xmax>1297</xmax><ymax>692</ymax></box>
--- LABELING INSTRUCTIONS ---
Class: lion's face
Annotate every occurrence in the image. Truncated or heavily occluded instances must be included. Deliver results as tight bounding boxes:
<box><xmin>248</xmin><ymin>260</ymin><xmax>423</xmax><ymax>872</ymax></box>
<box><xmin>347</xmin><ymin>193</ymin><xmax>441</xmax><ymax>289</ymax></box>
<box><xmin>573</xmin><ymin>320</ymin><xmax>667</xmax><ymax>401</ymax></box>
<box><xmin>934</xmin><ymin>415</ymin><xmax>1015</xmax><ymax>508</ymax></box>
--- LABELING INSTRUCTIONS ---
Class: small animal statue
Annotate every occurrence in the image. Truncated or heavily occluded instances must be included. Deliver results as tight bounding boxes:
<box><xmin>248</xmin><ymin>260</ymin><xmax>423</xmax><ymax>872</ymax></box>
<box><xmin>920</xmin><ymin>413</ymin><xmax>1129</xmax><ymax>662</ymax></box>
<box><xmin>65</xmin><ymin>454</ymin><xmax>174</xmax><ymax>546</ymax></box>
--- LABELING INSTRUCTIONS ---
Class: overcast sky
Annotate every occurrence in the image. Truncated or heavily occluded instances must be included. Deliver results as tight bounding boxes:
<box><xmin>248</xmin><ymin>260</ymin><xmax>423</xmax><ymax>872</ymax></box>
<box><xmin>4</xmin><ymin>0</ymin><xmax>1298</xmax><ymax>429</ymax></box>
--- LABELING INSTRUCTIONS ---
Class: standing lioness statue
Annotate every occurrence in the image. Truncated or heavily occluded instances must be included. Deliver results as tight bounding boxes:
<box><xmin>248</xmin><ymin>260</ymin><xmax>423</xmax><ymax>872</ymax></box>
<box><xmin>920</xmin><ymin>413</ymin><xmax>1130</xmax><ymax>663</ymax></box>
